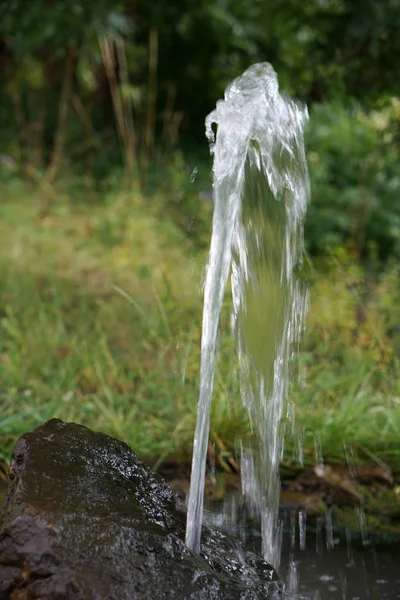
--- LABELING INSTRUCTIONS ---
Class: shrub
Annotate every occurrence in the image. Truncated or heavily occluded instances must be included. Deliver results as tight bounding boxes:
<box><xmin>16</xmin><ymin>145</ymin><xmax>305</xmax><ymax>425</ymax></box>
<box><xmin>305</xmin><ymin>100</ymin><xmax>400</xmax><ymax>262</ymax></box>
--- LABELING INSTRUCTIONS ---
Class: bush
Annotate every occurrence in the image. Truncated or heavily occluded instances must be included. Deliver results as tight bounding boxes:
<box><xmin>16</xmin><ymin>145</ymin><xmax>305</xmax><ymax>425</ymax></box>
<box><xmin>305</xmin><ymin>100</ymin><xmax>400</xmax><ymax>262</ymax></box>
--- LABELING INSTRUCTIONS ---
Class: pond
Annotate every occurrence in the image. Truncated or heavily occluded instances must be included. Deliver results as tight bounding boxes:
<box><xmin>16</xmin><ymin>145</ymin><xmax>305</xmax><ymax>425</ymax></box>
<box><xmin>280</xmin><ymin>539</ymin><xmax>400</xmax><ymax>599</ymax></box>
<box><xmin>216</xmin><ymin>511</ymin><xmax>400</xmax><ymax>599</ymax></box>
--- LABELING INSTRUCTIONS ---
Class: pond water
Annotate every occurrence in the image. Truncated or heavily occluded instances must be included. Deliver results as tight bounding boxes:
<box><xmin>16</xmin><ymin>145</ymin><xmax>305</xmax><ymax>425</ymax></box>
<box><xmin>278</xmin><ymin>534</ymin><xmax>400</xmax><ymax>599</ymax></box>
<box><xmin>216</xmin><ymin>512</ymin><xmax>400</xmax><ymax>599</ymax></box>
<box><xmin>204</xmin><ymin>493</ymin><xmax>400</xmax><ymax>599</ymax></box>
<box><xmin>281</xmin><ymin>541</ymin><xmax>400</xmax><ymax>599</ymax></box>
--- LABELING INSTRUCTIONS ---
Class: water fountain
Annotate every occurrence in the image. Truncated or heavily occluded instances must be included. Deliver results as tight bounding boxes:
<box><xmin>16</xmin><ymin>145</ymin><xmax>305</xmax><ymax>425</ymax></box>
<box><xmin>0</xmin><ymin>61</ymin><xmax>399</xmax><ymax>598</ymax></box>
<box><xmin>185</xmin><ymin>62</ymin><xmax>310</xmax><ymax>568</ymax></box>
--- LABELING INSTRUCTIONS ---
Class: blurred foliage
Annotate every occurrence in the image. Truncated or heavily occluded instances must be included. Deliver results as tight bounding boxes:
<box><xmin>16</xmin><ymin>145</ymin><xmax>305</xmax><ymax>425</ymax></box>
<box><xmin>305</xmin><ymin>99</ymin><xmax>400</xmax><ymax>261</ymax></box>
<box><xmin>0</xmin><ymin>0</ymin><xmax>399</xmax><ymax>262</ymax></box>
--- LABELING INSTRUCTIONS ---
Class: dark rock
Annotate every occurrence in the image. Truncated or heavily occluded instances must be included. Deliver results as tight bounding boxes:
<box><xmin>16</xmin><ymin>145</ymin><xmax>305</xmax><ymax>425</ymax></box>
<box><xmin>290</xmin><ymin>465</ymin><xmax>363</xmax><ymax>507</ymax></box>
<box><xmin>0</xmin><ymin>419</ymin><xmax>281</xmax><ymax>599</ymax></box>
<box><xmin>355</xmin><ymin>464</ymin><xmax>394</xmax><ymax>488</ymax></box>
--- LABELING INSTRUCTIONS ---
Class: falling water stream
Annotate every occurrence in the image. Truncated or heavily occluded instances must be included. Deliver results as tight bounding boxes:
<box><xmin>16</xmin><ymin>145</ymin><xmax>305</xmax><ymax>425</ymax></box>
<box><xmin>185</xmin><ymin>63</ymin><xmax>310</xmax><ymax>566</ymax></box>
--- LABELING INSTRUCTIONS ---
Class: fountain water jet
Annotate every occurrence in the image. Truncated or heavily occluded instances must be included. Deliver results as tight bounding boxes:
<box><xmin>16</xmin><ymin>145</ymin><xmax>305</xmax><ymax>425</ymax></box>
<box><xmin>185</xmin><ymin>63</ymin><xmax>310</xmax><ymax>566</ymax></box>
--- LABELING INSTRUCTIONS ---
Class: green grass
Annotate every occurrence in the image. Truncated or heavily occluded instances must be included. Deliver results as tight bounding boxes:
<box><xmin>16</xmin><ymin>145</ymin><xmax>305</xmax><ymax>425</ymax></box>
<box><xmin>0</xmin><ymin>176</ymin><xmax>240</xmax><ymax>464</ymax></box>
<box><xmin>0</xmin><ymin>177</ymin><xmax>399</xmax><ymax>474</ymax></box>
<box><xmin>289</xmin><ymin>262</ymin><xmax>400</xmax><ymax>469</ymax></box>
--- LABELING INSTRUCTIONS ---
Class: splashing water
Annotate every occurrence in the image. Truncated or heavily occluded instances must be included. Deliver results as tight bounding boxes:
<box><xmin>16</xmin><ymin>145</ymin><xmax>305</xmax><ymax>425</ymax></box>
<box><xmin>185</xmin><ymin>63</ymin><xmax>310</xmax><ymax>566</ymax></box>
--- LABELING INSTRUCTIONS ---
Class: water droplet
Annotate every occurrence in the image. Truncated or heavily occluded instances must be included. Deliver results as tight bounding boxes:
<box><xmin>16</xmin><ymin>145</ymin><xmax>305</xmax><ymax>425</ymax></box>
<box><xmin>190</xmin><ymin>166</ymin><xmax>198</xmax><ymax>183</ymax></box>
<box><xmin>299</xmin><ymin>508</ymin><xmax>307</xmax><ymax>550</ymax></box>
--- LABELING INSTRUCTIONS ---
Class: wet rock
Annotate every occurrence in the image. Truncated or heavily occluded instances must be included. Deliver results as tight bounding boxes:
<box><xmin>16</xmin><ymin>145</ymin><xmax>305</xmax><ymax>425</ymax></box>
<box><xmin>355</xmin><ymin>464</ymin><xmax>394</xmax><ymax>488</ymax></box>
<box><xmin>0</xmin><ymin>419</ymin><xmax>280</xmax><ymax>599</ymax></box>
<box><xmin>0</xmin><ymin>464</ymin><xmax>7</xmax><ymax>515</ymax></box>
<box><xmin>280</xmin><ymin>491</ymin><xmax>326</xmax><ymax>517</ymax></box>
<box><xmin>290</xmin><ymin>465</ymin><xmax>363</xmax><ymax>507</ymax></box>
